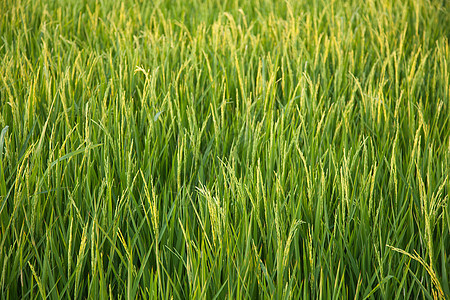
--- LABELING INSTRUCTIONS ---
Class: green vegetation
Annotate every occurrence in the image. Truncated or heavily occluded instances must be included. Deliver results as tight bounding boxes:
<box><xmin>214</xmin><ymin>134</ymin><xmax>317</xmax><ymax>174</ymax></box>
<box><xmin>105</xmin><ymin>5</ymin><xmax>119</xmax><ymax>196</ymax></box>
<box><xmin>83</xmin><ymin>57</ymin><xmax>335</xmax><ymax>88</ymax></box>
<box><xmin>1</xmin><ymin>0</ymin><xmax>449</xmax><ymax>298</ymax></box>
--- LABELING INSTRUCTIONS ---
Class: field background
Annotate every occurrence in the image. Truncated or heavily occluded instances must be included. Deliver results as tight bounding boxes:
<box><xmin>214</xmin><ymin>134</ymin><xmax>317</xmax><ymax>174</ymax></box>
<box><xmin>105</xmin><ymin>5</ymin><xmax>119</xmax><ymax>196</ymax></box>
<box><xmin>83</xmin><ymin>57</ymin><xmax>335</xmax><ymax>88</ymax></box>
<box><xmin>1</xmin><ymin>0</ymin><xmax>449</xmax><ymax>298</ymax></box>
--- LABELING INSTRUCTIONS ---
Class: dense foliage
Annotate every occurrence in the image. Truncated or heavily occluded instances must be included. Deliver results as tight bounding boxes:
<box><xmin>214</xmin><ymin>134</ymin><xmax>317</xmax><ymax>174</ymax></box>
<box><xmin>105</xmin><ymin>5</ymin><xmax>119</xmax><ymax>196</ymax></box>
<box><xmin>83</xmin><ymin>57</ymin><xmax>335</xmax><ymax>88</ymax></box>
<box><xmin>1</xmin><ymin>0</ymin><xmax>449</xmax><ymax>298</ymax></box>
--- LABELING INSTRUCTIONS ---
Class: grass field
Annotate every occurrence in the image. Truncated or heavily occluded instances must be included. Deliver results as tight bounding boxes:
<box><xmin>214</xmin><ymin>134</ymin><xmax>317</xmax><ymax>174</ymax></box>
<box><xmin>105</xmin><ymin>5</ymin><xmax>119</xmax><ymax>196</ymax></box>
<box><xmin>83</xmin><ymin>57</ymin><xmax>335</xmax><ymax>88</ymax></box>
<box><xmin>1</xmin><ymin>0</ymin><xmax>449</xmax><ymax>298</ymax></box>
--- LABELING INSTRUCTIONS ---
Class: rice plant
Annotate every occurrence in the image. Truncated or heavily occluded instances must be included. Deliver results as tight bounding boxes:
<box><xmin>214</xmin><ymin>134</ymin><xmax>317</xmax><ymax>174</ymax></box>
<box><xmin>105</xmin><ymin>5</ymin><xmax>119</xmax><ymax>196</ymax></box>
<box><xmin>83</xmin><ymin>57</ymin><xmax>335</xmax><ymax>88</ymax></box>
<box><xmin>0</xmin><ymin>0</ymin><xmax>449</xmax><ymax>298</ymax></box>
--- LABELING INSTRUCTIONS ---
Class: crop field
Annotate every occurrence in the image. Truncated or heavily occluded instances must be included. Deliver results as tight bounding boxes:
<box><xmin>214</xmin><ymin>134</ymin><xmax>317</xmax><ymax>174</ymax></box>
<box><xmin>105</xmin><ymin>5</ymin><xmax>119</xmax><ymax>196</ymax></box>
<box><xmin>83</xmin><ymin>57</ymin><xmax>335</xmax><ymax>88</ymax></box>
<box><xmin>0</xmin><ymin>0</ymin><xmax>449</xmax><ymax>298</ymax></box>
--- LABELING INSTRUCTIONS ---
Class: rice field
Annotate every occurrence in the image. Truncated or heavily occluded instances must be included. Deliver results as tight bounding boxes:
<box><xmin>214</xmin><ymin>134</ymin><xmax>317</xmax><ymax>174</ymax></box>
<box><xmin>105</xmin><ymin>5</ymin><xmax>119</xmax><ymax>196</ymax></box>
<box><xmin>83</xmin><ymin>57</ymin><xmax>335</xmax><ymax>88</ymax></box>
<box><xmin>0</xmin><ymin>0</ymin><xmax>449</xmax><ymax>298</ymax></box>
